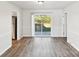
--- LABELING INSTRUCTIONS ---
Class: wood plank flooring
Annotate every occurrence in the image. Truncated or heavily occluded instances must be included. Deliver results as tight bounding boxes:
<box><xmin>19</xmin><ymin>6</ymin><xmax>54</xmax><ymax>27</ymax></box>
<box><xmin>1</xmin><ymin>37</ymin><xmax>79</xmax><ymax>57</ymax></box>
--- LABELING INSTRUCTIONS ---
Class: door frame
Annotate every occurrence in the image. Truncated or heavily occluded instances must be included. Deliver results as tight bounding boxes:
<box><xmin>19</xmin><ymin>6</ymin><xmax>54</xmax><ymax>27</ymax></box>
<box><xmin>32</xmin><ymin>13</ymin><xmax>53</xmax><ymax>37</ymax></box>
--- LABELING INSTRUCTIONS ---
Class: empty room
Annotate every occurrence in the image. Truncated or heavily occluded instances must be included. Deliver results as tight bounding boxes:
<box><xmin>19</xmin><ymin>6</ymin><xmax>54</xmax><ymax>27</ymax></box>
<box><xmin>0</xmin><ymin>0</ymin><xmax>79</xmax><ymax>57</ymax></box>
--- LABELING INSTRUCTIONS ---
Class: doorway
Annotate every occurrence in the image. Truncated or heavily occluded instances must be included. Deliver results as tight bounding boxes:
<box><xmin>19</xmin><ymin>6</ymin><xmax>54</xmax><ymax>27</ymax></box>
<box><xmin>32</xmin><ymin>14</ymin><xmax>52</xmax><ymax>37</ymax></box>
<box><xmin>12</xmin><ymin>16</ymin><xmax>17</xmax><ymax>40</ymax></box>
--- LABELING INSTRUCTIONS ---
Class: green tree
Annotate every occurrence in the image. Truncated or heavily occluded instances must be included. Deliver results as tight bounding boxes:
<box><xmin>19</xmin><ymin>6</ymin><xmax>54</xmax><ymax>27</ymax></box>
<box><xmin>34</xmin><ymin>15</ymin><xmax>51</xmax><ymax>24</ymax></box>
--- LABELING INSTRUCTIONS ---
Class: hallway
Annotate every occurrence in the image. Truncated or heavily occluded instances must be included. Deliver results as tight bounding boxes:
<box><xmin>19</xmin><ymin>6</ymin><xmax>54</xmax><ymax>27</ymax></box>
<box><xmin>1</xmin><ymin>37</ymin><xmax>79</xmax><ymax>57</ymax></box>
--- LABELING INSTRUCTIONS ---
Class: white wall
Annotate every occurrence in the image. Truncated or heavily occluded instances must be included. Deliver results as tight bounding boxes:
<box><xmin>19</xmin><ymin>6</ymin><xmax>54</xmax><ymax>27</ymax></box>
<box><xmin>23</xmin><ymin>10</ymin><xmax>32</xmax><ymax>37</ymax></box>
<box><xmin>23</xmin><ymin>9</ymin><xmax>64</xmax><ymax>37</ymax></box>
<box><xmin>0</xmin><ymin>2</ymin><xmax>23</xmax><ymax>55</ymax></box>
<box><xmin>10</xmin><ymin>2</ymin><xmax>23</xmax><ymax>40</ymax></box>
<box><xmin>64</xmin><ymin>2</ymin><xmax>79</xmax><ymax>51</ymax></box>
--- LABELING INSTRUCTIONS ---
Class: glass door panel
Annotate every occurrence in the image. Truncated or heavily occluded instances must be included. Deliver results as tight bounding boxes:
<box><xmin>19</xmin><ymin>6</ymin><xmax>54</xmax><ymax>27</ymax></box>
<box><xmin>35</xmin><ymin>15</ymin><xmax>42</xmax><ymax>35</ymax></box>
<box><xmin>34</xmin><ymin>15</ymin><xmax>51</xmax><ymax>36</ymax></box>
<box><xmin>41</xmin><ymin>16</ymin><xmax>51</xmax><ymax>35</ymax></box>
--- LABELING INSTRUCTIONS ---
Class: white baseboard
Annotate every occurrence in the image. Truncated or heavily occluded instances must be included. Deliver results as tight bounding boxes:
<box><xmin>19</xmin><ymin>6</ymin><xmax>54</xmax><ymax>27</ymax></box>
<box><xmin>0</xmin><ymin>44</ymin><xmax>12</xmax><ymax>56</ymax></box>
<box><xmin>22</xmin><ymin>34</ymin><xmax>67</xmax><ymax>38</ymax></box>
<box><xmin>23</xmin><ymin>35</ymin><xmax>33</xmax><ymax>37</ymax></box>
<box><xmin>17</xmin><ymin>36</ymin><xmax>24</xmax><ymax>40</ymax></box>
<box><xmin>51</xmin><ymin>36</ymin><xmax>66</xmax><ymax>37</ymax></box>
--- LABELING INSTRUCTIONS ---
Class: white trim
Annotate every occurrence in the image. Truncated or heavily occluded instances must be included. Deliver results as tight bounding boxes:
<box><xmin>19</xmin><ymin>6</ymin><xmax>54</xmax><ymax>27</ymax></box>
<box><xmin>0</xmin><ymin>44</ymin><xmax>12</xmax><ymax>56</ymax></box>
<box><xmin>32</xmin><ymin>16</ymin><xmax>34</xmax><ymax>36</ymax></box>
<box><xmin>23</xmin><ymin>35</ymin><xmax>33</xmax><ymax>37</ymax></box>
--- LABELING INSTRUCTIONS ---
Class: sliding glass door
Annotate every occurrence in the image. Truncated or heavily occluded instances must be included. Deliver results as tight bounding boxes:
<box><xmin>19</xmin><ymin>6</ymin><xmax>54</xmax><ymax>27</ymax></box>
<box><xmin>34</xmin><ymin>15</ymin><xmax>51</xmax><ymax>36</ymax></box>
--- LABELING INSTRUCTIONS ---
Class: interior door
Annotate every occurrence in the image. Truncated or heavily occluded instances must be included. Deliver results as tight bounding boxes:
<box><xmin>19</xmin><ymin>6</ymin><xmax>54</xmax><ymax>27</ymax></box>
<box><xmin>12</xmin><ymin>16</ymin><xmax>17</xmax><ymax>39</ymax></box>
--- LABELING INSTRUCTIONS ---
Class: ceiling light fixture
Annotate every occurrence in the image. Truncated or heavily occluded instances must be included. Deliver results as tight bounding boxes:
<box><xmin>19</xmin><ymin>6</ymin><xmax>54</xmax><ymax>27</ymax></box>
<box><xmin>37</xmin><ymin>1</ymin><xmax>44</xmax><ymax>4</ymax></box>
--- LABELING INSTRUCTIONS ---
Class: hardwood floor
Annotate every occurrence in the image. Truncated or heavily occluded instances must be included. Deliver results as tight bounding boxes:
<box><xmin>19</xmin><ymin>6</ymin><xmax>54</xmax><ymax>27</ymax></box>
<box><xmin>1</xmin><ymin>37</ymin><xmax>79</xmax><ymax>57</ymax></box>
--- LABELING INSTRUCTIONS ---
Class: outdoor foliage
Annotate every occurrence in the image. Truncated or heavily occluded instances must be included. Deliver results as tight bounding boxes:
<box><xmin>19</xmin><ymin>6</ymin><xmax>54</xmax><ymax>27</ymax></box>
<box><xmin>34</xmin><ymin>15</ymin><xmax>51</xmax><ymax>24</ymax></box>
<box><xmin>34</xmin><ymin>15</ymin><xmax>51</xmax><ymax>32</ymax></box>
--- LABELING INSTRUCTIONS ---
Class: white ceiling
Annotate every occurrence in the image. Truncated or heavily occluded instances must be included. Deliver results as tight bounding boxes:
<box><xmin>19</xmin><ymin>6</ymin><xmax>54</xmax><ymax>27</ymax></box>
<box><xmin>10</xmin><ymin>1</ymin><xmax>75</xmax><ymax>10</ymax></box>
